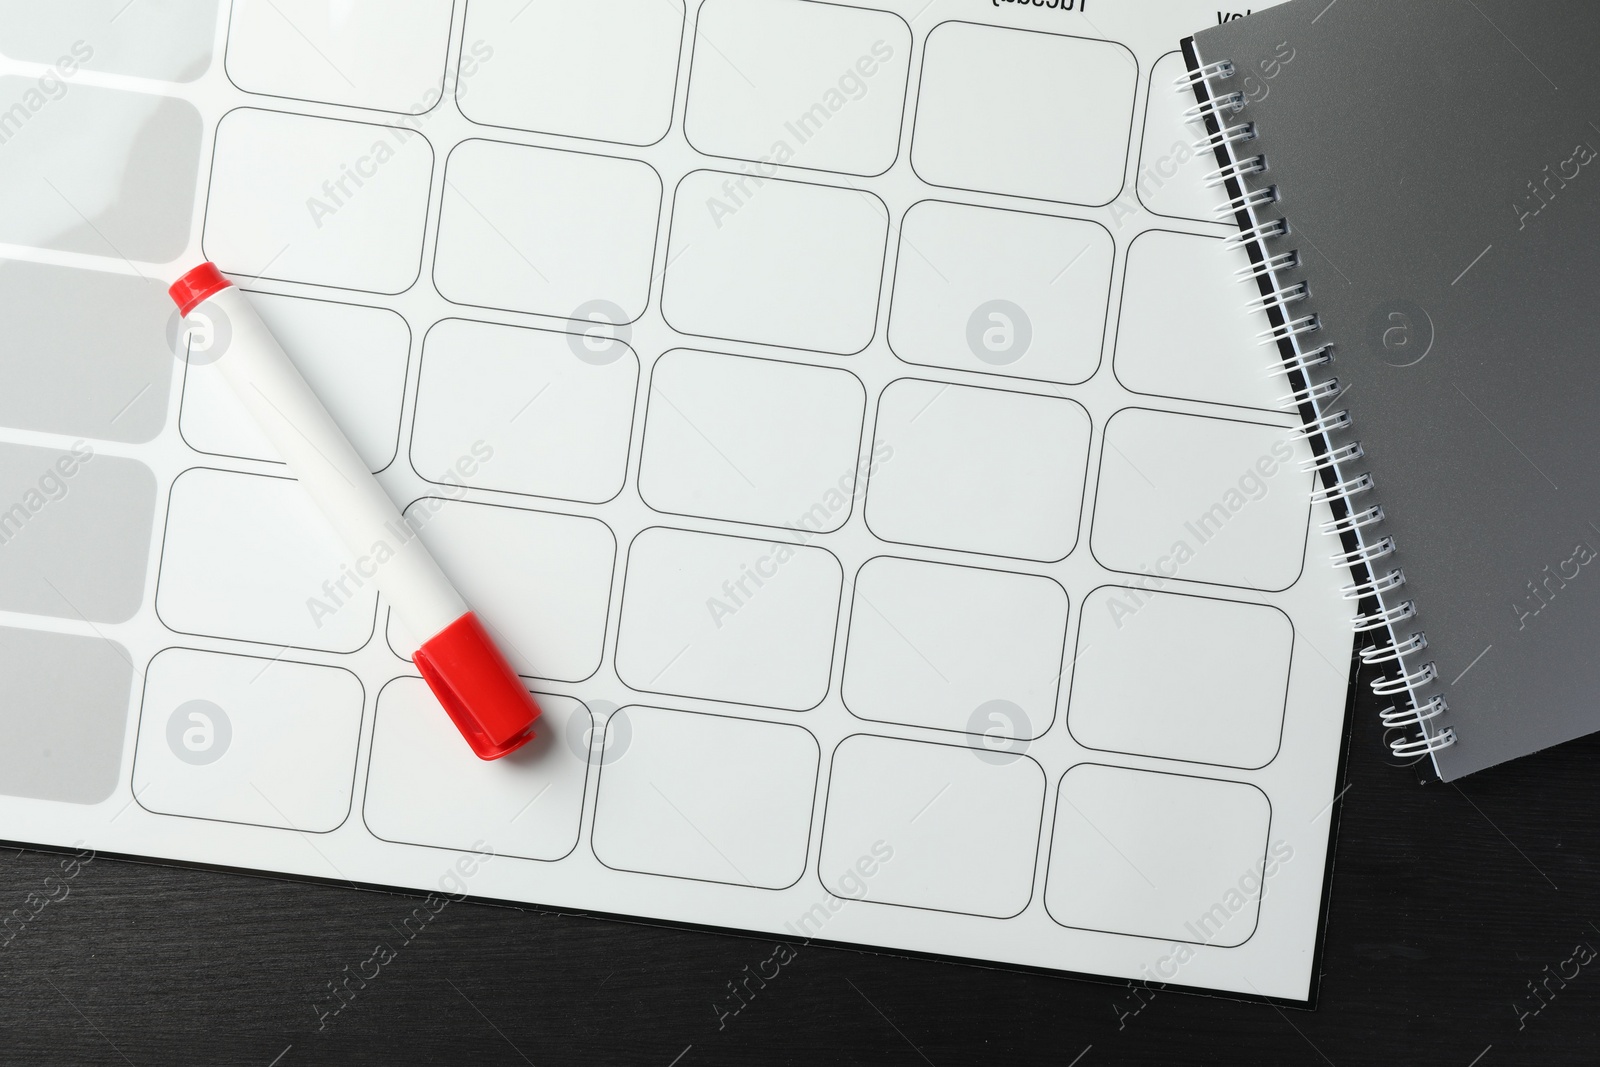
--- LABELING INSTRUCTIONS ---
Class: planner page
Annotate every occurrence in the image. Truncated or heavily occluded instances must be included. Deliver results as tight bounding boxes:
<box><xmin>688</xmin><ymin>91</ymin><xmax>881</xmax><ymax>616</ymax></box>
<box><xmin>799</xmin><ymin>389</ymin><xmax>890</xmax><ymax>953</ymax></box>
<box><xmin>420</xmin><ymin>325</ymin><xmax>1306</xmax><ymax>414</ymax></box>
<box><xmin>0</xmin><ymin>0</ymin><xmax>1353</xmax><ymax>1000</ymax></box>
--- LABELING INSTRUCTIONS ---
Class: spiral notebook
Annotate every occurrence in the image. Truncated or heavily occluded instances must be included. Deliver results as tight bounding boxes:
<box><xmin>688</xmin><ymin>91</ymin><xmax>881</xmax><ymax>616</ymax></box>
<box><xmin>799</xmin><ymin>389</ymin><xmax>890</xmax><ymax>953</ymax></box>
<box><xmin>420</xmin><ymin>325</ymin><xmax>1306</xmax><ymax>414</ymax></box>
<box><xmin>1186</xmin><ymin>0</ymin><xmax>1600</xmax><ymax>780</ymax></box>
<box><xmin>0</xmin><ymin>0</ymin><xmax>1357</xmax><ymax>1001</ymax></box>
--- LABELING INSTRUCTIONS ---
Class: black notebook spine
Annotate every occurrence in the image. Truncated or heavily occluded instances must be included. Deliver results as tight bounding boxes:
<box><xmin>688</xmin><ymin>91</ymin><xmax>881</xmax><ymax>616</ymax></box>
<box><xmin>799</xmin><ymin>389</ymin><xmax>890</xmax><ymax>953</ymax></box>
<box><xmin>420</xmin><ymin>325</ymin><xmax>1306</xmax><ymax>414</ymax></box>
<box><xmin>1179</xmin><ymin>40</ymin><xmax>1455</xmax><ymax>761</ymax></box>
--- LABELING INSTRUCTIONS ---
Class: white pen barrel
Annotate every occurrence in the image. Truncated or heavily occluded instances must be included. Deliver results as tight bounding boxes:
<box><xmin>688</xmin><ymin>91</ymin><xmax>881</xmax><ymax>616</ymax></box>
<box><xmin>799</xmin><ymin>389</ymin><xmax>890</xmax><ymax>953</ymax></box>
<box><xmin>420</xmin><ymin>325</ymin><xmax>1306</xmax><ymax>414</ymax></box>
<box><xmin>195</xmin><ymin>286</ymin><xmax>467</xmax><ymax>640</ymax></box>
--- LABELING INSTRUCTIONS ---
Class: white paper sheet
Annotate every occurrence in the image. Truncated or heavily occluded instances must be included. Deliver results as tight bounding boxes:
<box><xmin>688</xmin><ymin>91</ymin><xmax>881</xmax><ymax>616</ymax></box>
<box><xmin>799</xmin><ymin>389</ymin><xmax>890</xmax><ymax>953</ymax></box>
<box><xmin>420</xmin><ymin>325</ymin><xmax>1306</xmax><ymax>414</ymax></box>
<box><xmin>0</xmin><ymin>0</ymin><xmax>1353</xmax><ymax>1000</ymax></box>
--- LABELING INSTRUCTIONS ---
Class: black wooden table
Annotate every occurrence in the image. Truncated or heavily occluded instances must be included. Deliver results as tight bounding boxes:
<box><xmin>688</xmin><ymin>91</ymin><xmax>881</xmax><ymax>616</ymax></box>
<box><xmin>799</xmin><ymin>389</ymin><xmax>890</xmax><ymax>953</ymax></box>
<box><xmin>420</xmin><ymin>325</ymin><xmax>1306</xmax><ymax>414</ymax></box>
<box><xmin>2</xmin><ymin>672</ymin><xmax>1596</xmax><ymax>1066</ymax></box>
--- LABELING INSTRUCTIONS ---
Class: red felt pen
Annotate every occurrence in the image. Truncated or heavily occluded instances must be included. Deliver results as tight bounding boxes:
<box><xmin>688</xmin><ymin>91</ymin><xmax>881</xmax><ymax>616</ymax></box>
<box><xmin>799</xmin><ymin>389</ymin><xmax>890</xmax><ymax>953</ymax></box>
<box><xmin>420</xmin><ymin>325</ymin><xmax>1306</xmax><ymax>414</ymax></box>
<box><xmin>170</xmin><ymin>263</ymin><xmax>539</xmax><ymax>759</ymax></box>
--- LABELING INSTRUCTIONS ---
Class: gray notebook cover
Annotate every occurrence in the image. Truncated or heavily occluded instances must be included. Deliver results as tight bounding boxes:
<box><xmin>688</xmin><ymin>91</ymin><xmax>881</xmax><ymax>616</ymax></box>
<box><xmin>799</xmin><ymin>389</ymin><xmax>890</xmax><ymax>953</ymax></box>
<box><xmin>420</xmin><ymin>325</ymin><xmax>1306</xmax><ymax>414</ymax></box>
<box><xmin>1189</xmin><ymin>0</ymin><xmax>1600</xmax><ymax>780</ymax></box>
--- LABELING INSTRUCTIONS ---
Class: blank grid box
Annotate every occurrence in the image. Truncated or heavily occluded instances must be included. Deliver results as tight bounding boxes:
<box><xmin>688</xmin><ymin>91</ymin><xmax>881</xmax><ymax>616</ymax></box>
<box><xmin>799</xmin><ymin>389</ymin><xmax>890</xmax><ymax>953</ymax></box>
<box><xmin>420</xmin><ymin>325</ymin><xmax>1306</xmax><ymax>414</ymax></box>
<box><xmin>640</xmin><ymin>350</ymin><xmax>866</xmax><ymax>529</ymax></box>
<box><xmin>0</xmin><ymin>1</ymin><xmax>216</xmax><ymax>82</ymax></box>
<box><xmin>134</xmin><ymin>649</ymin><xmax>363</xmax><ymax>833</ymax></box>
<box><xmin>1089</xmin><ymin>408</ymin><xmax>1311</xmax><ymax>591</ymax></box>
<box><xmin>819</xmin><ymin>735</ymin><xmax>1045</xmax><ymax>918</ymax></box>
<box><xmin>843</xmin><ymin>557</ymin><xmax>1068</xmax><ymax>737</ymax></box>
<box><xmin>0</xmin><ymin>261</ymin><xmax>172</xmax><ymax>444</ymax></box>
<box><xmin>866</xmin><ymin>381</ymin><xmax>1091</xmax><ymax>562</ymax></box>
<box><xmin>365</xmin><ymin>679</ymin><xmax>589</xmax><ymax>861</ymax></box>
<box><xmin>459</xmin><ymin>0</ymin><xmax>684</xmax><ymax>145</ymax></box>
<box><xmin>0</xmin><ymin>626</ymin><xmax>132</xmax><ymax>805</ymax></box>
<box><xmin>0</xmin><ymin>443</ymin><xmax>156</xmax><ymax>626</ymax></box>
<box><xmin>182</xmin><ymin>293</ymin><xmax>409</xmax><ymax>472</ymax></box>
<box><xmin>225</xmin><ymin>0</ymin><xmax>455</xmax><ymax>113</ymax></box>
<box><xmin>0</xmin><ymin>80</ymin><xmax>201</xmax><ymax>262</ymax></box>
<box><xmin>386</xmin><ymin>500</ymin><xmax>615</xmax><ymax>683</ymax></box>
<box><xmin>616</xmin><ymin>528</ymin><xmax>841</xmax><ymax>710</ymax></box>
<box><xmin>434</xmin><ymin>140</ymin><xmax>661</xmax><ymax>320</ymax></box>
<box><xmin>205</xmin><ymin>109</ymin><xmax>433</xmax><ymax>293</ymax></box>
<box><xmin>1069</xmin><ymin>589</ymin><xmax>1292</xmax><ymax>769</ymax></box>
<box><xmin>411</xmin><ymin>318</ymin><xmax>639</xmax><ymax>504</ymax></box>
<box><xmin>888</xmin><ymin>201</ymin><xmax>1113</xmax><ymax>384</ymax></box>
<box><xmin>157</xmin><ymin>468</ymin><xmax>376</xmax><ymax>653</ymax></box>
<box><xmin>686</xmin><ymin>0</ymin><xmax>911</xmax><ymax>176</ymax></box>
<box><xmin>911</xmin><ymin>22</ymin><xmax>1137</xmax><ymax>206</ymax></box>
<box><xmin>591</xmin><ymin>706</ymin><xmax>819</xmax><ymax>889</ymax></box>
<box><xmin>1045</xmin><ymin>765</ymin><xmax>1270</xmax><ymax>946</ymax></box>
<box><xmin>1135</xmin><ymin>52</ymin><xmax>1234</xmax><ymax>222</ymax></box>
<box><xmin>1115</xmin><ymin>230</ymin><xmax>1280</xmax><ymax>409</ymax></box>
<box><xmin>663</xmin><ymin>171</ymin><xmax>887</xmax><ymax>354</ymax></box>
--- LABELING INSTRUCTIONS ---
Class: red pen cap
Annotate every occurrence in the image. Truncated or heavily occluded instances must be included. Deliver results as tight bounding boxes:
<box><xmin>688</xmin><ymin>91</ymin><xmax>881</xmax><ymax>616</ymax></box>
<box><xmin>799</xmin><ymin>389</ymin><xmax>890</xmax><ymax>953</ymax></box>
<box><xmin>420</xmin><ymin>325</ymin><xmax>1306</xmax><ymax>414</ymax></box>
<box><xmin>413</xmin><ymin>613</ymin><xmax>541</xmax><ymax>760</ymax></box>
<box><xmin>169</xmin><ymin>261</ymin><xmax>233</xmax><ymax>316</ymax></box>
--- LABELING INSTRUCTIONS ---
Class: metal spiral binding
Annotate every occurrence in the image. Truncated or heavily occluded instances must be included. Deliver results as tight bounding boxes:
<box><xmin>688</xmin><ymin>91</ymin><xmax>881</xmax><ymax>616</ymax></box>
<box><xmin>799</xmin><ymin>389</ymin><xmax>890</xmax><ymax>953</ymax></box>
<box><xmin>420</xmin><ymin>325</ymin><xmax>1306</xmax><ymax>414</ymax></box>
<box><xmin>1178</xmin><ymin>54</ymin><xmax>1456</xmax><ymax>759</ymax></box>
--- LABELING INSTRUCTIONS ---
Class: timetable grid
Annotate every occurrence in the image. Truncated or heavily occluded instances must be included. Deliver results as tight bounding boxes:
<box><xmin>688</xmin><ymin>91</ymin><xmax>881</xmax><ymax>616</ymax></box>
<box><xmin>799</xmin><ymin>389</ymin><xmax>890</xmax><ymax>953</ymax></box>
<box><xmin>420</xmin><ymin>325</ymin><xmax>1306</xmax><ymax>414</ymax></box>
<box><xmin>0</xmin><ymin>0</ymin><xmax>1354</xmax><ymax>1000</ymax></box>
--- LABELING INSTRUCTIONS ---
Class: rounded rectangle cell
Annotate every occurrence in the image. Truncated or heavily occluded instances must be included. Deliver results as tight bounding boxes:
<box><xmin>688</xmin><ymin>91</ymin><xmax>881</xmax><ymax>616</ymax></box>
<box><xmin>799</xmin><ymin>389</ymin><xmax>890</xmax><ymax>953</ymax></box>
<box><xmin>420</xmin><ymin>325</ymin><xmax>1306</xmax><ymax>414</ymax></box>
<box><xmin>460</xmin><ymin>0</ymin><xmax>684</xmax><ymax>145</ymax></box>
<box><xmin>433</xmin><ymin>139</ymin><xmax>662</xmax><ymax>321</ymax></box>
<box><xmin>819</xmin><ymin>734</ymin><xmax>1045</xmax><ymax>918</ymax></box>
<box><xmin>225</xmin><ymin>0</ymin><xmax>455</xmax><ymax>113</ymax></box>
<box><xmin>0</xmin><ymin>626</ymin><xmax>132</xmax><ymax>805</ymax></box>
<box><xmin>910</xmin><ymin>22</ymin><xmax>1137</xmax><ymax>206</ymax></box>
<box><xmin>384</xmin><ymin>499</ymin><xmax>616</xmax><ymax>683</ymax></box>
<box><xmin>662</xmin><ymin>170</ymin><xmax>888</xmax><ymax>355</ymax></box>
<box><xmin>182</xmin><ymin>291</ymin><xmax>410</xmax><ymax>472</ymax></box>
<box><xmin>0</xmin><ymin>80</ymin><xmax>201</xmax><ymax>262</ymax></box>
<box><xmin>866</xmin><ymin>380</ymin><xmax>1091</xmax><ymax>562</ymax></box>
<box><xmin>134</xmin><ymin>648</ymin><xmax>364</xmax><ymax>833</ymax></box>
<box><xmin>1133</xmin><ymin>52</ymin><xmax>1235</xmax><ymax>222</ymax></box>
<box><xmin>685</xmin><ymin>0</ymin><xmax>911</xmax><ymax>176</ymax></box>
<box><xmin>888</xmin><ymin>200</ymin><xmax>1113</xmax><ymax>385</ymax></box>
<box><xmin>1069</xmin><ymin>588</ymin><xmax>1293</xmax><ymax>769</ymax></box>
<box><xmin>616</xmin><ymin>527</ymin><xmax>842</xmax><ymax>710</ymax></box>
<box><xmin>842</xmin><ymin>556</ymin><xmax>1068</xmax><ymax>741</ymax></box>
<box><xmin>156</xmin><ymin>467</ymin><xmax>376</xmax><ymax>652</ymax></box>
<box><xmin>0</xmin><ymin>2</ymin><xmax>217</xmax><ymax>82</ymax></box>
<box><xmin>0</xmin><ymin>442</ymin><xmax>156</xmax><ymax>625</ymax></box>
<box><xmin>1045</xmin><ymin>764</ymin><xmax>1272</xmax><ymax>947</ymax></box>
<box><xmin>364</xmin><ymin>677</ymin><xmax>590</xmax><ymax>861</ymax></box>
<box><xmin>1089</xmin><ymin>407</ymin><xmax>1311</xmax><ymax>591</ymax></box>
<box><xmin>411</xmin><ymin>318</ymin><xmax>639</xmax><ymax>505</ymax></box>
<box><xmin>204</xmin><ymin>108</ymin><xmax>434</xmax><ymax>294</ymax></box>
<box><xmin>591</xmin><ymin>705</ymin><xmax>820</xmax><ymax>889</ymax></box>
<box><xmin>0</xmin><ymin>261</ymin><xmax>173</xmax><ymax>444</ymax></box>
<box><xmin>1114</xmin><ymin>230</ymin><xmax>1283</xmax><ymax>410</ymax></box>
<box><xmin>639</xmin><ymin>349</ymin><xmax>867</xmax><ymax>530</ymax></box>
